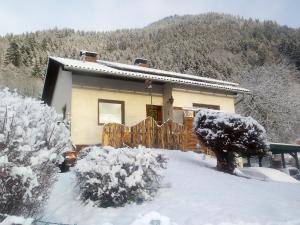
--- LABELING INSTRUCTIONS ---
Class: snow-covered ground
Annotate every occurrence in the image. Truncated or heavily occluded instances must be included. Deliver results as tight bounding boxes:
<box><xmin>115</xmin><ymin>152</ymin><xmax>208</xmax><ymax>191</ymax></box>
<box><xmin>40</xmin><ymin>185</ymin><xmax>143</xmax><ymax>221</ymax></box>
<box><xmin>43</xmin><ymin>150</ymin><xmax>300</xmax><ymax>225</ymax></box>
<box><xmin>237</xmin><ymin>167</ymin><xmax>299</xmax><ymax>183</ymax></box>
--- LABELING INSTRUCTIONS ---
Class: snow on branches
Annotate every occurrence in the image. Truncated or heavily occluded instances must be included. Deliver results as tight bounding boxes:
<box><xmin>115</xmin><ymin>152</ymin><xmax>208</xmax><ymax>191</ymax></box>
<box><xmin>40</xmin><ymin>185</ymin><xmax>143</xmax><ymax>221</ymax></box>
<box><xmin>74</xmin><ymin>146</ymin><xmax>168</xmax><ymax>208</ymax></box>
<box><xmin>193</xmin><ymin>109</ymin><xmax>269</xmax><ymax>173</ymax></box>
<box><xmin>0</xmin><ymin>88</ymin><xmax>71</xmax><ymax>217</ymax></box>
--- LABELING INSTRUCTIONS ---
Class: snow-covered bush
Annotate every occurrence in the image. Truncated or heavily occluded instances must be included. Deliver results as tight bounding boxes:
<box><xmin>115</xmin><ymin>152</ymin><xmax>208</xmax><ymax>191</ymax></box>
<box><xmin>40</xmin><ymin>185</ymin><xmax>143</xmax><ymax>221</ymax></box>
<box><xmin>193</xmin><ymin>109</ymin><xmax>269</xmax><ymax>174</ymax></box>
<box><xmin>74</xmin><ymin>146</ymin><xmax>168</xmax><ymax>208</ymax></box>
<box><xmin>0</xmin><ymin>88</ymin><xmax>71</xmax><ymax>217</ymax></box>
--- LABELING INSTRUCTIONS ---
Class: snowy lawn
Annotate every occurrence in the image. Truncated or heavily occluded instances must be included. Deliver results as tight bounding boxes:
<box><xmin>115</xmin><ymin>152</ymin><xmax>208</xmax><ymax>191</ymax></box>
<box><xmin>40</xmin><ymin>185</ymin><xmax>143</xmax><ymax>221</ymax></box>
<box><xmin>43</xmin><ymin>150</ymin><xmax>300</xmax><ymax>225</ymax></box>
<box><xmin>237</xmin><ymin>167</ymin><xmax>299</xmax><ymax>183</ymax></box>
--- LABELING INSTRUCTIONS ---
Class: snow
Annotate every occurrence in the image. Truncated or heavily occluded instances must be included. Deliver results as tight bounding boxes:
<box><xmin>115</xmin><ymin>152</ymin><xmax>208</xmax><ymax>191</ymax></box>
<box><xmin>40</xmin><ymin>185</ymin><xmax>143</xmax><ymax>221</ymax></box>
<box><xmin>194</xmin><ymin>109</ymin><xmax>267</xmax><ymax>136</ymax></box>
<box><xmin>0</xmin><ymin>215</ymin><xmax>33</xmax><ymax>225</ymax></box>
<box><xmin>193</xmin><ymin>109</ymin><xmax>268</xmax><ymax>158</ymax></box>
<box><xmin>0</xmin><ymin>155</ymin><xmax>8</xmax><ymax>166</ymax></box>
<box><xmin>10</xmin><ymin>166</ymin><xmax>39</xmax><ymax>197</ymax></box>
<box><xmin>43</xmin><ymin>149</ymin><xmax>300</xmax><ymax>225</ymax></box>
<box><xmin>237</xmin><ymin>167</ymin><xmax>299</xmax><ymax>183</ymax></box>
<box><xmin>0</xmin><ymin>88</ymin><xmax>71</xmax><ymax>216</ymax></box>
<box><xmin>74</xmin><ymin>146</ymin><xmax>167</xmax><ymax>207</ymax></box>
<box><xmin>98</xmin><ymin>59</ymin><xmax>240</xmax><ymax>86</ymax></box>
<box><xmin>130</xmin><ymin>211</ymin><xmax>176</xmax><ymax>225</ymax></box>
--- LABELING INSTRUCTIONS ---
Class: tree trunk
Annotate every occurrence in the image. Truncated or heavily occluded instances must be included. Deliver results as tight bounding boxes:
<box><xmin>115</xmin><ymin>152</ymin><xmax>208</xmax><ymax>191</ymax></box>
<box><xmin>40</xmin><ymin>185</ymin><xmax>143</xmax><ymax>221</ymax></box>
<box><xmin>213</xmin><ymin>150</ymin><xmax>236</xmax><ymax>174</ymax></box>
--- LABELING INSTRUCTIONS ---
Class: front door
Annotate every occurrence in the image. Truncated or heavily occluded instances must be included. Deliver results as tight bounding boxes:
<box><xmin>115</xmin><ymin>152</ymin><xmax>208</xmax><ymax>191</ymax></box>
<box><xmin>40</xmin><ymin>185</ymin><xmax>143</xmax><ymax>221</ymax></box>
<box><xmin>146</xmin><ymin>105</ymin><xmax>162</xmax><ymax>125</ymax></box>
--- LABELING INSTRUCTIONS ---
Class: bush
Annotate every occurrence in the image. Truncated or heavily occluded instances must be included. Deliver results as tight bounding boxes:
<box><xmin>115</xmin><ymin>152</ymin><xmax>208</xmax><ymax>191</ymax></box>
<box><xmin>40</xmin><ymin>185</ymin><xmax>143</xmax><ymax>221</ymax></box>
<box><xmin>0</xmin><ymin>88</ymin><xmax>71</xmax><ymax>217</ymax></box>
<box><xmin>74</xmin><ymin>146</ymin><xmax>168</xmax><ymax>208</ymax></box>
<box><xmin>193</xmin><ymin>109</ymin><xmax>269</xmax><ymax>174</ymax></box>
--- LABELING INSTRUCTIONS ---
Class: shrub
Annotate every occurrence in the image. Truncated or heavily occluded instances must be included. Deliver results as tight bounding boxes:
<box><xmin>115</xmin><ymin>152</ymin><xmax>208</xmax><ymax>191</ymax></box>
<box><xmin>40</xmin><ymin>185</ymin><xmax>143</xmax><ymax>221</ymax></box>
<box><xmin>0</xmin><ymin>88</ymin><xmax>71</xmax><ymax>217</ymax></box>
<box><xmin>74</xmin><ymin>146</ymin><xmax>168</xmax><ymax>208</ymax></box>
<box><xmin>193</xmin><ymin>109</ymin><xmax>269</xmax><ymax>174</ymax></box>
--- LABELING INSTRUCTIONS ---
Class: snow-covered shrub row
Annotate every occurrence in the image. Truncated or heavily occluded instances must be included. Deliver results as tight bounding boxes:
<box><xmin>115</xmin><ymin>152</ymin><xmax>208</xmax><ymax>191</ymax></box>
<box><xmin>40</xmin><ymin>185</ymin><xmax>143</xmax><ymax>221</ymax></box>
<box><xmin>0</xmin><ymin>88</ymin><xmax>71</xmax><ymax>217</ymax></box>
<box><xmin>74</xmin><ymin>146</ymin><xmax>168</xmax><ymax>208</ymax></box>
<box><xmin>193</xmin><ymin>109</ymin><xmax>269</xmax><ymax>173</ymax></box>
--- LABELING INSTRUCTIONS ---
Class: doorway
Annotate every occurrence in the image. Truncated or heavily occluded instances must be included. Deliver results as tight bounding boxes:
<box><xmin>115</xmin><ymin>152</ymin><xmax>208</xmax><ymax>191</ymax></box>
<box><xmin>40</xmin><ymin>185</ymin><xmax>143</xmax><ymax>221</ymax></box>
<box><xmin>146</xmin><ymin>105</ymin><xmax>162</xmax><ymax>125</ymax></box>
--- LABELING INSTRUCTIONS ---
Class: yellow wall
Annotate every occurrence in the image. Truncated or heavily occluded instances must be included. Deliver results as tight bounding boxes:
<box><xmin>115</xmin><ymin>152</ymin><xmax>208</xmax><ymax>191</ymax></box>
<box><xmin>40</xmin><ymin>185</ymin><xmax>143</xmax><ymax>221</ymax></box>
<box><xmin>172</xmin><ymin>88</ymin><xmax>235</xmax><ymax>113</ymax></box>
<box><xmin>71</xmin><ymin>87</ymin><xmax>235</xmax><ymax>145</ymax></box>
<box><xmin>71</xmin><ymin>87</ymin><xmax>163</xmax><ymax>145</ymax></box>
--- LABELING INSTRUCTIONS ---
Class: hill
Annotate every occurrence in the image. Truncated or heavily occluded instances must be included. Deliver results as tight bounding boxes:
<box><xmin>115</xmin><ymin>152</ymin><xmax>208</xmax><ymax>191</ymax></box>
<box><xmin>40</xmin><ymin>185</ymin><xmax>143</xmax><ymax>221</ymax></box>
<box><xmin>43</xmin><ymin>150</ymin><xmax>300</xmax><ymax>225</ymax></box>
<box><xmin>0</xmin><ymin>13</ymin><xmax>299</xmax><ymax>142</ymax></box>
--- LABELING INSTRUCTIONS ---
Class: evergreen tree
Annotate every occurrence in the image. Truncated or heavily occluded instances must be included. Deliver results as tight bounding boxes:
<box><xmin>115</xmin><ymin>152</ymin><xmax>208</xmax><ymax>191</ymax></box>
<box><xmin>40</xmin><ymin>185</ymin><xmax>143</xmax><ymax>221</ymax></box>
<box><xmin>193</xmin><ymin>109</ymin><xmax>269</xmax><ymax>173</ymax></box>
<box><xmin>4</xmin><ymin>41</ymin><xmax>21</xmax><ymax>67</ymax></box>
<box><xmin>32</xmin><ymin>61</ymin><xmax>42</xmax><ymax>78</ymax></box>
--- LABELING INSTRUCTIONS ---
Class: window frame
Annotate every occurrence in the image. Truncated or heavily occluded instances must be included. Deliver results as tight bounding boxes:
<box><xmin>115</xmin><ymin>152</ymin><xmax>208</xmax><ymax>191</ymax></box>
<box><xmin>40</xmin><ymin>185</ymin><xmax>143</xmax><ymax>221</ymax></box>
<box><xmin>192</xmin><ymin>103</ymin><xmax>220</xmax><ymax>110</ymax></box>
<box><xmin>173</xmin><ymin>106</ymin><xmax>184</xmax><ymax>124</ymax></box>
<box><xmin>98</xmin><ymin>99</ymin><xmax>125</xmax><ymax>125</ymax></box>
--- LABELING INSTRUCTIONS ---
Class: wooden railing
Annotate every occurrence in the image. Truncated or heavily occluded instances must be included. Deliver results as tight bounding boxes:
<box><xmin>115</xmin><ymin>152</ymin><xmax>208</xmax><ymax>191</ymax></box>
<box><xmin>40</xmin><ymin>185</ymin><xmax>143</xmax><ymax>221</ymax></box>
<box><xmin>102</xmin><ymin>117</ymin><xmax>214</xmax><ymax>154</ymax></box>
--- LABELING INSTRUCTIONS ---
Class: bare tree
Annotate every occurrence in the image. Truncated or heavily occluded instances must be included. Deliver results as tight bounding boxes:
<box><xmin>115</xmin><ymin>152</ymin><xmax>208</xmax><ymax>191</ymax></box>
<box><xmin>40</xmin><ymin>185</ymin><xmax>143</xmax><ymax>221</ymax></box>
<box><xmin>234</xmin><ymin>62</ymin><xmax>300</xmax><ymax>143</ymax></box>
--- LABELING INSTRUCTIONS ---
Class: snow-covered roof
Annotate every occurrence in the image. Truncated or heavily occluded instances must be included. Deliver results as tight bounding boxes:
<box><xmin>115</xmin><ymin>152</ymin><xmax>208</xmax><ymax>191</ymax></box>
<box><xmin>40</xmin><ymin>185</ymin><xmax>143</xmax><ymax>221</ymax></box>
<box><xmin>49</xmin><ymin>56</ymin><xmax>250</xmax><ymax>94</ymax></box>
<box><xmin>98</xmin><ymin>60</ymin><xmax>239</xmax><ymax>86</ymax></box>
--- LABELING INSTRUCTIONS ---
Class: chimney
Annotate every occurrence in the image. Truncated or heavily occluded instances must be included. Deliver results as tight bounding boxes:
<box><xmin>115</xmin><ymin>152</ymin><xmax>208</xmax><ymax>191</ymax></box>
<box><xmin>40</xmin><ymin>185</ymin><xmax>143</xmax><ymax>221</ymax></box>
<box><xmin>134</xmin><ymin>58</ymin><xmax>150</xmax><ymax>68</ymax></box>
<box><xmin>80</xmin><ymin>50</ymin><xmax>98</xmax><ymax>62</ymax></box>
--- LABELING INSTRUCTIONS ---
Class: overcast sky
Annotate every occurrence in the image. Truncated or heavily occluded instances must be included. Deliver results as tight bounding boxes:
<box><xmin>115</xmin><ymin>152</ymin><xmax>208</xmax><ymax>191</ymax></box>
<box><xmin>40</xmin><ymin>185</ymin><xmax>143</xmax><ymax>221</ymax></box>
<box><xmin>0</xmin><ymin>0</ymin><xmax>299</xmax><ymax>36</ymax></box>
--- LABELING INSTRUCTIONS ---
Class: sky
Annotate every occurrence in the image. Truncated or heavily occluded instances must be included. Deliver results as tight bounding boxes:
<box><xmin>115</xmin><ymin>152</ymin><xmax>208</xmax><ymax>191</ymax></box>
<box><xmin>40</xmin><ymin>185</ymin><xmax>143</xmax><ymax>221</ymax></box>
<box><xmin>0</xmin><ymin>0</ymin><xmax>299</xmax><ymax>36</ymax></box>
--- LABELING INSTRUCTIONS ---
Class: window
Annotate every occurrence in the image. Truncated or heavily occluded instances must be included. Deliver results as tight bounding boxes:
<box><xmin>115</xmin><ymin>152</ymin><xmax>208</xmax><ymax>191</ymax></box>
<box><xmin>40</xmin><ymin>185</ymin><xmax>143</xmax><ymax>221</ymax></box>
<box><xmin>192</xmin><ymin>103</ymin><xmax>220</xmax><ymax>110</ymax></box>
<box><xmin>173</xmin><ymin>107</ymin><xmax>184</xmax><ymax>124</ymax></box>
<box><xmin>98</xmin><ymin>99</ymin><xmax>124</xmax><ymax>125</ymax></box>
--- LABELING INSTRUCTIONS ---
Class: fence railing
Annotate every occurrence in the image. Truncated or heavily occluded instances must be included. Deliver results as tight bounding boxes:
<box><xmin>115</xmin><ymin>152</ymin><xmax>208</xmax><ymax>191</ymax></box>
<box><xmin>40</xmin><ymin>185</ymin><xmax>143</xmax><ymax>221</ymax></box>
<box><xmin>102</xmin><ymin>116</ymin><xmax>213</xmax><ymax>154</ymax></box>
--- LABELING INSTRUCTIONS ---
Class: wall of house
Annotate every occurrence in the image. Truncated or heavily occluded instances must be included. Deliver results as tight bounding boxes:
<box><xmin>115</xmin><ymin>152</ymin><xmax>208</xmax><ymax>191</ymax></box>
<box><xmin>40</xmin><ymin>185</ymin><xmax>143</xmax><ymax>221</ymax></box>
<box><xmin>51</xmin><ymin>68</ymin><xmax>72</xmax><ymax>115</ymax></box>
<box><xmin>172</xmin><ymin>88</ymin><xmax>235</xmax><ymax>113</ymax></box>
<box><xmin>70</xmin><ymin>74</ymin><xmax>236</xmax><ymax>145</ymax></box>
<box><xmin>71</xmin><ymin>86</ymin><xmax>163</xmax><ymax>145</ymax></box>
<box><xmin>72</xmin><ymin>74</ymin><xmax>163</xmax><ymax>94</ymax></box>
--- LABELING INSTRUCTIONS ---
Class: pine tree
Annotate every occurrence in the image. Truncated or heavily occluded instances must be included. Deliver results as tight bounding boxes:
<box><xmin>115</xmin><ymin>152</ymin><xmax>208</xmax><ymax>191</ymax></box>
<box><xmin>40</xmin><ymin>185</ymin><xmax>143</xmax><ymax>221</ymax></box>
<box><xmin>32</xmin><ymin>61</ymin><xmax>42</xmax><ymax>77</ymax></box>
<box><xmin>4</xmin><ymin>41</ymin><xmax>21</xmax><ymax>67</ymax></box>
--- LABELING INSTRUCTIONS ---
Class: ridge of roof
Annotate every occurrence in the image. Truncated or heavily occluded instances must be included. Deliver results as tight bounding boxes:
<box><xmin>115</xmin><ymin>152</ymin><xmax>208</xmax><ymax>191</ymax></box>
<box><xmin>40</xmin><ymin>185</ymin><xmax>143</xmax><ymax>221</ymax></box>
<box><xmin>49</xmin><ymin>56</ymin><xmax>250</xmax><ymax>94</ymax></box>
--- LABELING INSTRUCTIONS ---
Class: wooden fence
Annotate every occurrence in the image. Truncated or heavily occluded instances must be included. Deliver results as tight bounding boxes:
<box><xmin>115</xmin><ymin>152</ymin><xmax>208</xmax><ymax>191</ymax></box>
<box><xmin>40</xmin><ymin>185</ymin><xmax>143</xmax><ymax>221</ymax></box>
<box><xmin>102</xmin><ymin>116</ymin><xmax>213</xmax><ymax>154</ymax></box>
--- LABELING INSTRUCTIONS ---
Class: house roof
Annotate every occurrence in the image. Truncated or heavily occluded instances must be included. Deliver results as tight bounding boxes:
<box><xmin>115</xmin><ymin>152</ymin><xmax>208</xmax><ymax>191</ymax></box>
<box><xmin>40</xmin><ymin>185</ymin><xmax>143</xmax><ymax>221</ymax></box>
<box><xmin>98</xmin><ymin>60</ymin><xmax>239</xmax><ymax>86</ymax></box>
<box><xmin>47</xmin><ymin>56</ymin><xmax>250</xmax><ymax>95</ymax></box>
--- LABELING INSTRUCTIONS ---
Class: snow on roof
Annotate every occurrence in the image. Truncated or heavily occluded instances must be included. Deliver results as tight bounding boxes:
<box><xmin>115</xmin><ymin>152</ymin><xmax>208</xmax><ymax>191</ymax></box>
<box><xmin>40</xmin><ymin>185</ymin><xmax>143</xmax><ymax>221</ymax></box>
<box><xmin>50</xmin><ymin>56</ymin><xmax>250</xmax><ymax>94</ymax></box>
<box><xmin>98</xmin><ymin>60</ymin><xmax>240</xmax><ymax>86</ymax></box>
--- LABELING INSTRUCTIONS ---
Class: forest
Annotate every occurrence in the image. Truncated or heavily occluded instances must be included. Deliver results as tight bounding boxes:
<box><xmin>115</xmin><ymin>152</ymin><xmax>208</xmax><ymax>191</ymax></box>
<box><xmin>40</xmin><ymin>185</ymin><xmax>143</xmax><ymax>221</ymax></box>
<box><xmin>0</xmin><ymin>13</ymin><xmax>299</xmax><ymax>143</ymax></box>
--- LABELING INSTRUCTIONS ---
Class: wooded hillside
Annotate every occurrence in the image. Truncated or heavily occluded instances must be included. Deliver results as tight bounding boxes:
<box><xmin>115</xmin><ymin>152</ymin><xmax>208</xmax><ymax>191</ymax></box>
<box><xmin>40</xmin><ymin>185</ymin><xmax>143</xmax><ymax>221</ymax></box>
<box><xmin>0</xmin><ymin>13</ymin><xmax>299</xmax><ymax>143</ymax></box>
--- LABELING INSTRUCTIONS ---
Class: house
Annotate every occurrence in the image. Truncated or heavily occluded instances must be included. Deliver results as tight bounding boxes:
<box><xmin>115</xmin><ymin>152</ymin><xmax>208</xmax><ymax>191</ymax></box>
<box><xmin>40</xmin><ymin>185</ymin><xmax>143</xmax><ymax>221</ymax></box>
<box><xmin>42</xmin><ymin>51</ymin><xmax>250</xmax><ymax>148</ymax></box>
